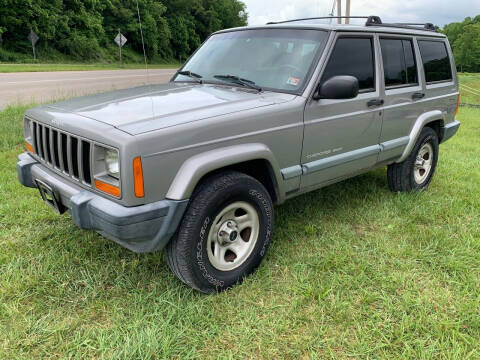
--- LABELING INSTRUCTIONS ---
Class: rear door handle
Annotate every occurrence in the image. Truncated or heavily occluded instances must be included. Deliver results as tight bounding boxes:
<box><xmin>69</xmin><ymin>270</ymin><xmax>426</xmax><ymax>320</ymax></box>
<box><xmin>412</xmin><ymin>92</ymin><xmax>425</xmax><ymax>100</ymax></box>
<box><xmin>367</xmin><ymin>99</ymin><xmax>384</xmax><ymax>107</ymax></box>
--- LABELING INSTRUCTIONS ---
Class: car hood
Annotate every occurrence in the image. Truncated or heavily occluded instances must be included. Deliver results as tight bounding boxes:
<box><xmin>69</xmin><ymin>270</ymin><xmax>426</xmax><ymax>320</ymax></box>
<box><xmin>44</xmin><ymin>83</ymin><xmax>296</xmax><ymax>135</ymax></box>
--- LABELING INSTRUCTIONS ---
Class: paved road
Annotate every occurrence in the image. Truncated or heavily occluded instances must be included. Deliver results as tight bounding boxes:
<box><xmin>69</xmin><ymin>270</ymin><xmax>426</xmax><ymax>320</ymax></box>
<box><xmin>0</xmin><ymin>68</ymin><xmax>177</xmax><ymax>109</ymax></box>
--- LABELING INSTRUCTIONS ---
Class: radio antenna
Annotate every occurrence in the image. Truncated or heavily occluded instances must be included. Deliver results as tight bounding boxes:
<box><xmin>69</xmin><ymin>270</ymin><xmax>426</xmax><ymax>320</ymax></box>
<box><xmin>135</xmin><ymin>0</ymin><xmax>150</xmax><ymax>84</ymax></box>
<box><xmin>329</xmin><ymin>0</ymin><xmax>336</xmax><ymax>23</ymax></box>
<box><xmin>135</xmin><ymin>0</ymin><xmax>154</xmax><ymax>119</ymax></box>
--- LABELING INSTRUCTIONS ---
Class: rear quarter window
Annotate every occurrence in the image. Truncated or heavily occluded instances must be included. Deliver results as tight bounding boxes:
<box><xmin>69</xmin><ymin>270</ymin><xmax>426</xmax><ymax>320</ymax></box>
<box><xmin>418</xmin><ymin>40</ymin><xmax>452</xmax><ymax>83</ymax></box>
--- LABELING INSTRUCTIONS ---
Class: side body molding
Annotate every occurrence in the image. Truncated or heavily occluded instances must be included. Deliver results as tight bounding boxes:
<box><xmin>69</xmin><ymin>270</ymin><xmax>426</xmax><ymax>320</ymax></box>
<box><xmin>166</xmin><ymin>143</ymin><xmax>285</xmax><ymax>202</ymax></box>
<box><xmin>396</xmin><ymin>110</ymin><xmax>445</xmax><ymax>163</ymax></box>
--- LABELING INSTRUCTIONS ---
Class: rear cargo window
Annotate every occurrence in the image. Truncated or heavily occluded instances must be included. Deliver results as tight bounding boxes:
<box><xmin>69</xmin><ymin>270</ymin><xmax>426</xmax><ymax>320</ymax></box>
<box><xmin>321</xmin><ymin>37</ymin><xmax>375</xmax><ymax>92</ymax></box>
<box><xmin>380</xmin><ymin>38</ymin><xmax>418</xmax><ymax>87</ymax></box>
<box><xmin>418</xmin><ymin>40</ymin><xmax>452</xmax><ymax>83</ymax></box>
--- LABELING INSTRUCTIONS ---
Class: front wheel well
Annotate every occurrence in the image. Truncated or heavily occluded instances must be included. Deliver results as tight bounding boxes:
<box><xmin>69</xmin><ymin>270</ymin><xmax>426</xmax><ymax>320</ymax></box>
<box><xmin>196</xmin><ymin>159</ymin><xmax>279</xmax><ymax>204</ymax></box>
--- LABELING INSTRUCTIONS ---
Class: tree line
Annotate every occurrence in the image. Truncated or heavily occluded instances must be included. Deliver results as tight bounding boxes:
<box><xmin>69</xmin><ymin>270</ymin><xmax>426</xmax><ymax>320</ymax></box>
<box><xmin>0</xmin><ymin>0</ymin><xmax>247</xmax><ymax>62</ymax></box>
<box><xmin>443</xmin><ymin>15</ymin><xmax>480</xmax><ymax>73</ymax></box>
<box><xmin>1</xmin><ymin>3</ymin><xmax>479</xmax><ymax>72</ymax></box>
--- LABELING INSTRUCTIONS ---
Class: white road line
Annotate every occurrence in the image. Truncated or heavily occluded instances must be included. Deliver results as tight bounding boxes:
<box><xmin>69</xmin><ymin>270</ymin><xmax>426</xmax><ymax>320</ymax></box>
<box><xmin>3</xmin><ymin>72</ymin><xmax>176</xmax><ymax>85</ymax></box>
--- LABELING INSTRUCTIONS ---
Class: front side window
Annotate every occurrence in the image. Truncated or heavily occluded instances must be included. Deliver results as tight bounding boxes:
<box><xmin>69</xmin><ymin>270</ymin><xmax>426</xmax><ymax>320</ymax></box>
<box><xmin>321</xmin><ymin>37</ymin><xmax>375</xmax><ymax>92</ymax></box>
<box><xmin>418</xmin><ymin>40</ymin><xmax>452</xmax><ymax>83</ymax></box>
<box><xmin>174</xmin><ymin>29</ymin><xmax>329</xmax><ymax>94</ymax></box>
<box><xmin>380</xmin><ymin>38</ymin><xmax>418</xmax><ymax>87</ymax></box>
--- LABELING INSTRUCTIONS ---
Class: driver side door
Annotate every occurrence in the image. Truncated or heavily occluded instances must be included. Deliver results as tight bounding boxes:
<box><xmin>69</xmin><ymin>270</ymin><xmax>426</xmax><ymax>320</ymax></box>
<box><xmin>301</xmin><ymin>33</ymin><xmax>384</xmax><ymax>189</ymax></box>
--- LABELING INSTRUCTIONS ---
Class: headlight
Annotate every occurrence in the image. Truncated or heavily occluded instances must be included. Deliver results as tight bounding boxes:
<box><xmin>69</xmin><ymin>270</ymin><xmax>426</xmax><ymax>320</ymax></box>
<box><xmin>93</xmin><ymin>145</ymin><xmax>121</xmax><ymax>198</ymax></box>
<box><xmin>24</xmin><ymin>118</ymin><xmax>32</xmax><ymax>142</ymax></box>
<box><xmin>105</xmin><ymin>149</ymin><xmax>120</xmax><ymax>179</ymax></box>
<box><xmin>23</xmin><ymin>118</ymin><xmax>34</xmax><ymax>152</ymax></box>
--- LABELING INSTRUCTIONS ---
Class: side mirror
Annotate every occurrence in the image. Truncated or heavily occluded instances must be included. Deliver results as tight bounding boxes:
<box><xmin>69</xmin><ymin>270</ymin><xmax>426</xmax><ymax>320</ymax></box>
<box><xmin>313</xmin><ymin>75</ymin><xmax>359</xmax><ymax>100</ymax></box>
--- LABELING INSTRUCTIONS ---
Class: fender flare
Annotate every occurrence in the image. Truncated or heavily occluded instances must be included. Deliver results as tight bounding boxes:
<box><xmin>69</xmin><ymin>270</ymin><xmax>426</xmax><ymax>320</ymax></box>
<box><xmin>396</xmin><ymin>110</ymin><xmax>445</xmax><ymax>163</ymax></box>
<box><xmin>166</xmin><ymin>143</ymin><xmax>285</xmax><ymax>202</ymax></box>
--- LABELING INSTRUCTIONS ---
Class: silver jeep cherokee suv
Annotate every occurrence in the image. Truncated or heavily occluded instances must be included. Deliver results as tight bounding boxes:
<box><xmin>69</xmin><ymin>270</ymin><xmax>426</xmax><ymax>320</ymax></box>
<box><xmin>18</xmin><ymin>16</ymin><xmax>461</xmax><ymax>293</ymax></box>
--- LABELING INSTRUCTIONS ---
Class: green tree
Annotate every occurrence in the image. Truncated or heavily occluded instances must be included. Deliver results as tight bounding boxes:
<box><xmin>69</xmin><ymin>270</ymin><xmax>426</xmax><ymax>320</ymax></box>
<box><xmin>0</xmin><ymin>0</ymin><xmax>248</xmax><ymax>62</ymax></box>
<box><xmin>443</xmin><ymin>15</ymin><xmax>480</xmax><ymax>72</ymax></box>
<box><xmin>453</xmin><ymin>24</ymin><xmax>480</xmax><ymax>72</ymax></box>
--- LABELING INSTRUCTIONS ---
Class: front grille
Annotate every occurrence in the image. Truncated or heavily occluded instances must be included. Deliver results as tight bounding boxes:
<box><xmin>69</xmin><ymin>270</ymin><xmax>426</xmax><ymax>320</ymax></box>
<box><xmin>31</xmin><ymin>120</ymin><xmax>92</xmax><ymax>186</ymax></box>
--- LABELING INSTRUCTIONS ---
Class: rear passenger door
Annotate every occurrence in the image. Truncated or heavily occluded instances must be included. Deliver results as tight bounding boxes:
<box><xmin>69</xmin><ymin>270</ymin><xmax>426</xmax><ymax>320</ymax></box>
<box><xmin>377</xmin><ymin>36</ymin><xmax>424</xmax><ymax>162</ymax></box>
<box><xmin>416</xmin><ymin>38</ymin><xmax>458</xmax><ymax>126</ymax></box>
<box><xmin>301</xmin><ymin>34</ymin><xmax>384</xmax><ymax>189</ymax></box>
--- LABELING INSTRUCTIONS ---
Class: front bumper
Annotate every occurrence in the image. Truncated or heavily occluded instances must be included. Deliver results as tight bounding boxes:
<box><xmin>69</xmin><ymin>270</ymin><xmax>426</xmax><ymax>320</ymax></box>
<box><xmin>17</xmin><ymin>153</ymin><xmax>188</xmax><ymax>253</ymax></box>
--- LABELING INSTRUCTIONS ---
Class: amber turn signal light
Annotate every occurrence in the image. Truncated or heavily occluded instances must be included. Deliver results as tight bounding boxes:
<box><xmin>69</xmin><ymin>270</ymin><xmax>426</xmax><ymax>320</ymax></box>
<box><xmin>25</xmin><ymin>142</ymin><xmax>33</xmax><ymax>153</ymax></box>
<box><xmin>26</xmin><ymin>142</ymin><xmax>34</xmax><ymax>153</ymax></box>
<box><xmin>133</xmin><ymin>156</ymin><xmax>145</xmax><ymax>198</ymax></box>
<box><xmin>94</xmin><ymin>179</ymin><xmax>121</xmax><ymax>198</ymax></box>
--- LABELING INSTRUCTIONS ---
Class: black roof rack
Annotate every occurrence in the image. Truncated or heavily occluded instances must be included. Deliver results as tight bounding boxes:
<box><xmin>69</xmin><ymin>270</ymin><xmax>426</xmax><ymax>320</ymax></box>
<box><xmin>266</xmin><ymin>16</ymin><xmax>370</xmax><ymax>25</ymax></box>
<box><xmin>365</xmin><ymin>16</ymin><xmax>437</xmax><ymax>32</ymax></box>
<box><xmin>267</xmin><ymin>15</ymin><xmax>438</xmax><ymax>32</ymax></box>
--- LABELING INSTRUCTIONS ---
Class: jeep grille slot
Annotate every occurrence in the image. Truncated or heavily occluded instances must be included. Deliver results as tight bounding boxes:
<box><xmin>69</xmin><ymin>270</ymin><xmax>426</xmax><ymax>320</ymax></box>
<box><xmin>61</xmin><ymin>133</ymin><xmax>69</xmax><ymax>174</ymax></box>
<box><xmin>30</xmin><ymin>120</ymin><xmax>92</xmax><ymax>187</ymax></box>
<box><xmin>32</xmin><ymin>122</ymin><xmax>38</xmax><ymax>154</ymax></box>
<box><xmin>44</xmin><ymin>127</ymin><xmax>51</xmax><ymax>164</ymax></box>
<box><xmin>51</xmin><ymin>129</ymin><xmax>59</xmax><ymax>168</ymax></box>
<box><xmin>36</xmin><ymin>123</ymin><xmax>44</xmax><ymax>159</ymax></box>
<box><xmin>70</xmin><ymin>137</ymin><xmax>79</xmax><ymax>179</ymax></box>
<box><xmin>81</xmin><ymin>141</ymin><xmax>92</xmax><ymax>184</ymax></box>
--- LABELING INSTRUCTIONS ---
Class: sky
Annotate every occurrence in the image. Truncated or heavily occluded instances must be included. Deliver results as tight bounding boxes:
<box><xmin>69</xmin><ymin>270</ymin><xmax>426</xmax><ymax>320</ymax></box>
<box><xmin>242</xmin><ymin>0</ymin><xmax>480</xmax><ymax>28</ymax></box>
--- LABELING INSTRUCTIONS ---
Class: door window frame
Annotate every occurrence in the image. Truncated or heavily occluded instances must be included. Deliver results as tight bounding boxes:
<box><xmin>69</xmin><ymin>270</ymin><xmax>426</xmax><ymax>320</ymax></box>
<box><xmin>307</xmin><ymin>32</ymin><xmax>380</xmax><ymax>102</ymax></box>
<box><xmin>379</xmin><ymin>36</ymin><xmax>420</xmax><ymax>90</ymax></box>
<box><xmin>322</xmin><ymin>34</ymin><xmax>377</xmax><ymax>93</ymax></box>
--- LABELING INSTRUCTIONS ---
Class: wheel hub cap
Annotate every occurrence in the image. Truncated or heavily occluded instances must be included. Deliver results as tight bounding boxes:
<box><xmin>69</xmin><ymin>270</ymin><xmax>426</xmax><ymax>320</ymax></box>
<box><xmin>207</xmin><ymin>201</ymin><xmax>260</xmax><ymax>271</ymax></box>
<box><xmin>414</xmin><ymin>143</ymin><xmax>433</xmax><ymax>184</ymax></box>
<box><xmin>217</xmin><ymin>220</ymin><xmax>239</xmax><ymax>244</ymax></box>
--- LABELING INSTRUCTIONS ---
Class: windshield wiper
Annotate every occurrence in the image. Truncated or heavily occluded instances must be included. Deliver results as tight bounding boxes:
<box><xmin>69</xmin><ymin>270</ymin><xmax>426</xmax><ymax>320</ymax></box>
<box><xmin>213</xmin><ymin>74</ymin><xmax>262</xmax><ymax>91</ymax></box>
<box><xmin>176</xmin><ymin>70</ymin><xmax>203</xmax><ymax>83</ymax></box>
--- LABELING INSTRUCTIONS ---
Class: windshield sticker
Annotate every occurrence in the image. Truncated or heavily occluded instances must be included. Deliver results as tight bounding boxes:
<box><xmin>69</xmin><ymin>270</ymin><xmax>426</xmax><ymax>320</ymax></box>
<box><xmin>286</xmin><ymin>77</ymin><xmax>300</xmax><ymax>86</ymax></box>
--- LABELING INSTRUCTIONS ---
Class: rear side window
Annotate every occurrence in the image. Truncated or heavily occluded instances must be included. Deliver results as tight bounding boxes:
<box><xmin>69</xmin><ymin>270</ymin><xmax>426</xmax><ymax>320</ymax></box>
<box><xmin>380</xmin><ymin>38</ymin><xmax>418</xmax><ymax>87</ymax></box>
<box><xmin>418</xmin><ymin>40</ymin><xmax>452</xmax><ymax>83</ymax></box>
<box><xmin>321</xmin><ymin>37</ymin><xmax>375</xmax><ymax>92</ymax></box>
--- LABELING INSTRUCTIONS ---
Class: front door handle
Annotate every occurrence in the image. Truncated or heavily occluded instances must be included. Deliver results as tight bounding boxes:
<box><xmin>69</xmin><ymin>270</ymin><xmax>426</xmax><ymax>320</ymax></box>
<box><xmin>412</xmin><ymin>92</ymin><xmax>425</xmax><ymax>100</ymax></box>
<box><xmin>367</xmin><ymin>99</ymin><xmax>384</xmax><ymax>107</ymax></box>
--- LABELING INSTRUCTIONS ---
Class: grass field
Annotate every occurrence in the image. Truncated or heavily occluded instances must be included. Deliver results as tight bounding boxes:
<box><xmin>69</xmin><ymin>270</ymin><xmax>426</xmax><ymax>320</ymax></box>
<box><xmin>459</xmin><ymin>73</ymin><xmax>480</xmax><ymax>104</ymax></box>
<box><xmin>0</xmin><ymin>84</ymin><xmax>479</xmax><ymax>358</ymax></box>
<box><xmin>0</xmin><ymin>63</ymin><xmax>180</xmax><ymax>73</ymax></box>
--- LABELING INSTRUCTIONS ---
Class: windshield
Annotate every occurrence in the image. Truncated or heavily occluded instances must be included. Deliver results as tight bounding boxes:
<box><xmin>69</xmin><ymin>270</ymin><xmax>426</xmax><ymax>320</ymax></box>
<box><xmin>173</xmin><ymin>29</ymin><xmax>329</xmax><ymax>94</ymax></box>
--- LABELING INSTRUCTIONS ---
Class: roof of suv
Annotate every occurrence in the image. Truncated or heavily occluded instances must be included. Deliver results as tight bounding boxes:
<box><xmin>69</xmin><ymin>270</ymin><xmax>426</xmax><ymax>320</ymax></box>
<box><xmin>216</xmin><ymin>21</ymin><xmax>446</xmax><ymax>38</ymax></box>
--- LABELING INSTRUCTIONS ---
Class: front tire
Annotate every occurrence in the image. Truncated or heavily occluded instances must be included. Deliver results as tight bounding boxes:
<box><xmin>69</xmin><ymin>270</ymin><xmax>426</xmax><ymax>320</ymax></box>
<box><xmin>387</xmin><ymin>126</ymin><xmax>439</xmax><ymax>192</ymax></box>
<box><xmin>166</xmin><ymin>171</ymin><xmax>274</xmax><ymax>293</ymax></box>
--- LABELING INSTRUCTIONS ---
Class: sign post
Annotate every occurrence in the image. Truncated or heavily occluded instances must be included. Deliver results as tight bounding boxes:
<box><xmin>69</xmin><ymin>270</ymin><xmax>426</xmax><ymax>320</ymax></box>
<box><xmin>114</xmin><ymin>30</ymin><xmax>127</xmax><ymax>67</ymax></box>
<box><xmin>28</xmin><ymin>30</ymin><xmax>39</xmax><ymax>60</ymax></box>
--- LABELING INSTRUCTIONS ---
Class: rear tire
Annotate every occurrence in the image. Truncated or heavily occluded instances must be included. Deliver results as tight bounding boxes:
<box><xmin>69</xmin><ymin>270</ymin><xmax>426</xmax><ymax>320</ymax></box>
<box><xmin>166</xmin><ymin>171</ymin><xmax>274</xmax><ymax>294</ymax></box>
<box><xmin>387</xmin><ymin>126</ymin><xmax>439</xmax><ymax>192</ymax></box>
